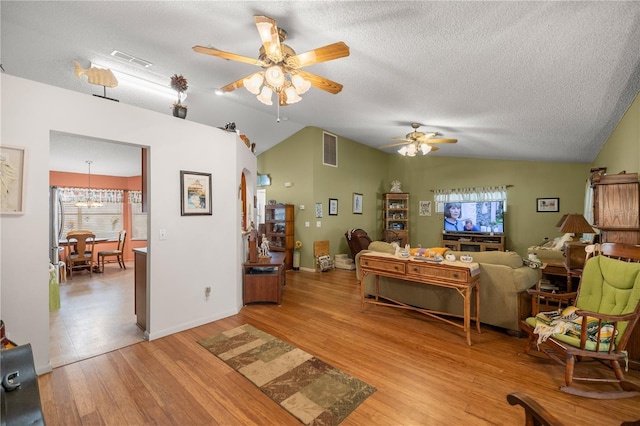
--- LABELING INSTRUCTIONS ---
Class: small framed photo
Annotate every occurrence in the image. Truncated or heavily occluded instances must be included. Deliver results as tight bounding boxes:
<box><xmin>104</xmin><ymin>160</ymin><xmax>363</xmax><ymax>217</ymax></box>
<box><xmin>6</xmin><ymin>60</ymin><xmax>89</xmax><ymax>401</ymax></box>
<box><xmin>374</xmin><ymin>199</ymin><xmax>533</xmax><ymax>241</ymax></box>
<box><xmin>329</xmin><ymin>198</ymin><xmax>338</xmax><ymax>216</ymax></box>
<box><xmin>315</xmin><ymin>202</ymin><xmax>323</xmax><ymax>218</ymax></box>
<box><xmin>180</xmin><ymin>171</ymin><xmax>212</xmax><ymax>216</ymax></box>
<box><xmin>419</xmin><ymin>200</ymin><xmax>432</xmax><ymax>216</ymax></box>
<box><xmin>353</xmin><ymin>193</ymin><xmax>363</xmax><ymax>214</ymax></box>
<box><xmin>0</xmin><ymin>145</ymin><xmax>26</xmax><ymax>215</ymax></box>
<box><xmin>536</xmin><ymin>197</ymin><xmax>559</xmax><ymax>213</ymax></box>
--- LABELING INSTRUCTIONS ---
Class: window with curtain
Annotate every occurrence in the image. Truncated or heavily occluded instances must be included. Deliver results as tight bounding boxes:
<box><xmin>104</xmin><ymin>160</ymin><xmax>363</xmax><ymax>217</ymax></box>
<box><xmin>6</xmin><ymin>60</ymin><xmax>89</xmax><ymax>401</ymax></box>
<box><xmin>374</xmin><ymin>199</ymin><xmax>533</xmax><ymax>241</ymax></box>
<box><xmin>434</xmin><ymin>186</ymin><xmax>508</xmax><ymax>212</ymax></box>
<box><xmin>61</xmin><ymin>201</ymin><xmax>123</xmax><ymax>239</ymax></box>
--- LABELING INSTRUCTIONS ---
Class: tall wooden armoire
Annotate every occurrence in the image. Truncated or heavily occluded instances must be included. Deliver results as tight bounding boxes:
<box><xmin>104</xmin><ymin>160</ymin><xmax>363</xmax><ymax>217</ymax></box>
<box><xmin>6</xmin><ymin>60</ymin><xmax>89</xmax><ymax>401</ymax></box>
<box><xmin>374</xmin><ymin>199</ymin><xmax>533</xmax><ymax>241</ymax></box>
<box><xmin>592</xmin><ymin>172</ymin><xmax>640</xmax><ymax>244</ymax></box>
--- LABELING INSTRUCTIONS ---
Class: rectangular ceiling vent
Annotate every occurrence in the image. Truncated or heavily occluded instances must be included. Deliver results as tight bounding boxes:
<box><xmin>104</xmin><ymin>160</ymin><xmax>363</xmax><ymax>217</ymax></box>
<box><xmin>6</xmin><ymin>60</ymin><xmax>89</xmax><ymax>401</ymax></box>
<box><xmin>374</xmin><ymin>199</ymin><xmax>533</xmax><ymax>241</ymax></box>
<box><xmin>110</xmin><ymin>50</ymin><xmax>153</xmax><ymax>68</ymax></box>
<box><xmin>323</xmin><ymin>132</ymin><xmax>338</xmax><ymax>167</ymax></box>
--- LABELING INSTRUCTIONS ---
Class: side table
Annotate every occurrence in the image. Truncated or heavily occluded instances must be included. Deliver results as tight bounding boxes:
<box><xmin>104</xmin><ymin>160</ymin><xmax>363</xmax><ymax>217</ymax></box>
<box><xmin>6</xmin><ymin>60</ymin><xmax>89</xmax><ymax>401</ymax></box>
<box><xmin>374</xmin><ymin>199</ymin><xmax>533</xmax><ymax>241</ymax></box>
<box><xmin>243</xmin><ymin>251</ymin><xmax>286</xmax><ymax>304</ymax></box>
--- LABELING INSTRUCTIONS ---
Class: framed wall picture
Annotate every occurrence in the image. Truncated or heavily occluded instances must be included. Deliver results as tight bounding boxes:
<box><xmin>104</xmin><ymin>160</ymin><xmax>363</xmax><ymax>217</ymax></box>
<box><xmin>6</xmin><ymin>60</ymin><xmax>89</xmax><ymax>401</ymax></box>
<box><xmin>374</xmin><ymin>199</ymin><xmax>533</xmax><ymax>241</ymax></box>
<box><xmin>0</xmin><ymin>145</ymin><xmax>26</xmax><ymax>214</ymax></box>
<box><xmin>536</xmin><ymin>197</ymin><xmax>559</xmax><ymax>212</ymax></box>
<box><xmin>329</xmin><ymin>198</ymin><xmax>338</xmax><ymax>215</ymax></box>
<box><xmin>419</xmin><ymin>200</ymin><xmax>432</xmax><ymax>216</ymax></box>
<box><xmin>315</xmin><ymin>202</ymin><xmax>323</xmax><ymax>218</ymax></box>
<box><xmin>353</xmin><ymin>193</ymin><xmax>363</xmax><ymax>214</ymax></box>
<box><xmin>180</xmin><ymin>170</ymin><xmax>212</xmax><ymax>216</ymax></box>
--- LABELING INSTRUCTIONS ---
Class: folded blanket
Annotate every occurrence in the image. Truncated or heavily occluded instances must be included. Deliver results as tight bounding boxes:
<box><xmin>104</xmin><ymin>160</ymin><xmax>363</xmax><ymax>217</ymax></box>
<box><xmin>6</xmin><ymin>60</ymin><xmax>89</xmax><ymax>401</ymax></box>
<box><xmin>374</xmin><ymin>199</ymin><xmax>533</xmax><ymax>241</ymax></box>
<box><xmin>533</xmin><ymin>306</ymin><xmax>616</xmax><ymax>347</ymax></box>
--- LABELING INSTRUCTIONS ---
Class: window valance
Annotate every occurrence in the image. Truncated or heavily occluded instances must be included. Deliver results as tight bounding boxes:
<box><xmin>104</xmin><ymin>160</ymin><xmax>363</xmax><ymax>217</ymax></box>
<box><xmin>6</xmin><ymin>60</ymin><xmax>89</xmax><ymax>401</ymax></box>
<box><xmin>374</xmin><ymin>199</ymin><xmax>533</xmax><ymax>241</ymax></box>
<box><xmin>434</xmin><ymin>186</ymin><xmax>509</xmax><ymax>212</ymax></box>
<box><xmin>58</xmin><ymin>187</ymin><xmax>124</xmax><ymax>204</ymax></box>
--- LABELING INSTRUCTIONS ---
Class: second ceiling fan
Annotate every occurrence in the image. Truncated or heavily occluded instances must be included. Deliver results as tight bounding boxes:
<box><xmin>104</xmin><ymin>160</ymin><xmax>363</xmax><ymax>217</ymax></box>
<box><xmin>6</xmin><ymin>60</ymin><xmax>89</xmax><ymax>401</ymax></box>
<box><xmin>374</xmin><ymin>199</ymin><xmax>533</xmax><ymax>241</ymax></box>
<box><xmin>193</xmin><ymin>15</ymin><xmax>350</xmax><ymax>106</ymax></box>
<box><xmin>383</xmin><ymin>123</ymin><xmax>458</xmax><ymax>156</ymax></box>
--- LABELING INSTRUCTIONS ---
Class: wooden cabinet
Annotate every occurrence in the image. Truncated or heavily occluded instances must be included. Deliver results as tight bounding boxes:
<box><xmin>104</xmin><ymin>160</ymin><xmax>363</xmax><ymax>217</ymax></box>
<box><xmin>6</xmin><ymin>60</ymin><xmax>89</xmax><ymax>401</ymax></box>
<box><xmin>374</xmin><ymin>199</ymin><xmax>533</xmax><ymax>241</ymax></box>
<box><xmin>265</xmin><ymin>203</ymin><xmax>294</xmax><ymax>270</ymax></box>
<box><xmin>441</xmin><ymin>233</ymin><xmax>505</xmax><ymax>251</ymax></box>
<box><xmin>592</xmin><ymin>172</ymin><xmax>640</xmax><ymax>244</ymax></box>
<box><xmin>383</xmin><ymin>193</ymin><xmax>409</xmax><ymax>246</ymax></box>
<box><xmin>133</xmin><ymin>247</ymin><xmax>147</xmax><ymax>332</ymax></box>
<box><xmin>243</xmin><ymin>251</ymin><xmax>286</xmax><ymax>304</ymax></box>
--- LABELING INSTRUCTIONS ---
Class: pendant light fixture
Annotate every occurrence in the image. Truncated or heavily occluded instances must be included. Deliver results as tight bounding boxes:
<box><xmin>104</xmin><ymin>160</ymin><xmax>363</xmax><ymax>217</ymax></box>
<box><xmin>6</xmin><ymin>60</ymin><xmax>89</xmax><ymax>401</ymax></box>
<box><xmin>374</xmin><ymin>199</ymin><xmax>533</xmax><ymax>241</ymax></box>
<box><xmin>75</xmin><ymin>160</ymin><xmax>103</xmax><ymax>208</ymax></box>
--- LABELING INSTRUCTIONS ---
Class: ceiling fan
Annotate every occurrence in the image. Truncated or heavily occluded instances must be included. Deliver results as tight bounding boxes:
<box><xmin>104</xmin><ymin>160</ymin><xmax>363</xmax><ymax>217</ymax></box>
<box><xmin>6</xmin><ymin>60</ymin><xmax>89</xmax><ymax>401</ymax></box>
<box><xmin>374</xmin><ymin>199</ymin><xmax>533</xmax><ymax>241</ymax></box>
<box><xmin>193</xmin><ymin>15</ymin><xmax>350</xmax><ymax>106</ymax></box>
<box><xmin>382</xmin><ymin>123</ymin><xmax>457</xmax><ymax>156</ymax></box>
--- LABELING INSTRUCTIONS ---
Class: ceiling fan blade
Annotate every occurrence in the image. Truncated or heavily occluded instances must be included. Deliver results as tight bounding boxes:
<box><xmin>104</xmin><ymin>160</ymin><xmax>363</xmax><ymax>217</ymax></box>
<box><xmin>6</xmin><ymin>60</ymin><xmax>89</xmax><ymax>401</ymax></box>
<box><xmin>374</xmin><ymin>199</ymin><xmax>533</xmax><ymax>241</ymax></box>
<box><xmin>287</xmin><ymin>42</ymin><xmax>350</xmax><ymax>68</ymax></box>
<box><xmin>193</xmin><ymin>45</ymin><xmax>265</xmax><ymax>66</ymax></box>
<box><xmin>391</xmin><ymin>137</ymin><xmax>413</xmax><ymax>142</ymax></box>
<box><xmin>417</xmin><ymin>137</ymin><xmax>458</xmax><ymax>144</ymax></box>
<box><xmin>254</xmin><ymin>15</ymin><xmax>283</xmax><ymax>63</ymax></box>
<box><xmin>219</xmin><ymin>73</ymin><xmax>256</xmax><ymax>93</ymax></box>
<box><xmin>295</xmin><ymin>69</ymin><xmax>343</xmax><ymax>94</ymax></box>
<box><xmin>381</xmin><ymin>141</ymin><xmax>412</xmax><ymax>149</ymax></box>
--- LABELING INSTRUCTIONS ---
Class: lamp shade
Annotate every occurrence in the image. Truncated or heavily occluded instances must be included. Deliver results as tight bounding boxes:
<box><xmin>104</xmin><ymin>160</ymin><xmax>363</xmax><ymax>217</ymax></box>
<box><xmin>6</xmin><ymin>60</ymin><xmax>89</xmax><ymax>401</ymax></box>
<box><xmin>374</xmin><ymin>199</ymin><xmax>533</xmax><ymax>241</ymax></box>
<box><xmin>243</xmin><ymin>72</ymin><xmax>264</xmax><ymax>94</ymax></box>
<box><xmin>257</xmin><ymin>86</ymin><xmax>273</xmax><ymax>105</ymax></box>
<box><xmin>265</xmin><ymin>65</ymin><xmax>285</xmax><ymax>88</ymax></box>
<box><xmin>555</xmin><ymin>214</ymin><xmax>569</xmax><ymax>228</ymax></box>
<box><xmin>559</xmin><ymin>213</ymin><xmax>594</xmax><ymax>238</ymax></box>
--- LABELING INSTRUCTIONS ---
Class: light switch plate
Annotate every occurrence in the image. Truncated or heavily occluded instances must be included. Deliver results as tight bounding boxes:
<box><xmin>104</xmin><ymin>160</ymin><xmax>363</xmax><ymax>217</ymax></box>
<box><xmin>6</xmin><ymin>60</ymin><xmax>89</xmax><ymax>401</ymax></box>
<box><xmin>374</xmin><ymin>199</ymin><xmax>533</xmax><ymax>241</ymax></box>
<box><xmin>316</xmin><ymin>221</ymin><xmax>321</xmax><ymax>227</ymax></box>
<box><xmin>159</xmin><ymin>229</ymin><xmax>167</xmax><ymax>240</ymax></box>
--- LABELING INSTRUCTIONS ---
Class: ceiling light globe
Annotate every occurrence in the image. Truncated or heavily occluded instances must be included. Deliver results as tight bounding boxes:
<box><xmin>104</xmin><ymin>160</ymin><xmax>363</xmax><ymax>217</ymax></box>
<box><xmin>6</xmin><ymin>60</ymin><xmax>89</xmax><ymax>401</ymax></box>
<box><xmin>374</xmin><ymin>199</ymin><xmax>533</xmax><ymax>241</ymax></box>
<box><xmin>257</xmin><ymin>86</ymin><xmax>273</xmax><ymax>105</ymax></box>
<box><xmin>407</xmin><ymin>143</ymin><xmax>417</xmax><ymax>156</ymax></box>
<box><xmin>291</xmin><ymin>74</ymin><xmax>311</xmax><ymax>94</ymax></box>
<box><xmin>285</xmin><ymin>86</ymin><xmax>302</xmax><ymax>104</ymax></box>
<box><xmin>419</xmin><ymin>143</ymin><xmax>432</xmax><ymax>155</ymax></box>
<box><xmin>398</xmin><ymin>146</ymin><xmax>408</xmax><ymax>156</ymax></box>
<box><xmin>243</xmin><ymin>72</ymin><xmax>264</xmax><ymax>94</ymax></box>
<box><xmin>265</xmin><ymin>66</ymin><xmax>285</xmax><ymax>88</ymax></box>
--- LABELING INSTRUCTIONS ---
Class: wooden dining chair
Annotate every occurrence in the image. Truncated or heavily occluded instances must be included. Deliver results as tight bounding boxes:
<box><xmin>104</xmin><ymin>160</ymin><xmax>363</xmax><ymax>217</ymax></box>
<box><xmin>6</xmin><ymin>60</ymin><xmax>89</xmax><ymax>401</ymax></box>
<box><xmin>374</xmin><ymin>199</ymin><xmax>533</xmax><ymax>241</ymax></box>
<box><xmin>65</xmin><ymin>231</ymin><xmax>96</xmax><ymax>279</ymax></box>
<box><xmin>97</xmin><ymin>230</ymin><xmax>126</xmax><ymax>273</ymax></box>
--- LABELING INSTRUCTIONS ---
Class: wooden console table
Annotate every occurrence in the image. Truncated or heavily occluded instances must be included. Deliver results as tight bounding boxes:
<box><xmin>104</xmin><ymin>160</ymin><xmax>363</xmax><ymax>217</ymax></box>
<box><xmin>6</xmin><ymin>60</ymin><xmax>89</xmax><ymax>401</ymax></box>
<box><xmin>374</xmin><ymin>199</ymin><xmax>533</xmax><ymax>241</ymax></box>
<box><xmin>359</xmin><ymin>252</ymin><xmax>481</xmax><ymax>345</ymax></box>
<box><xmin>243</xmin><ymin>251</ymin><xmax>286</xmax><ymax>304</ymax></box>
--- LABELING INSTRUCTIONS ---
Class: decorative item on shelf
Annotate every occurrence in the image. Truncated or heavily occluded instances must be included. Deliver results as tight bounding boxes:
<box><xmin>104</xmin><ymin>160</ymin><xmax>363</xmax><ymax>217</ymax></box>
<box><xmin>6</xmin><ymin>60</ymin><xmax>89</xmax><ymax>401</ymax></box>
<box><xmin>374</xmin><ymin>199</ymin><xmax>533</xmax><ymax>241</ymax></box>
<box><xmin>445</xmin><ymin>253</ymin><xmax>456</xmax><ymax>262</ymax></box>
<box><xmin>293</xmin><ymin>240</ymin><xmax>302</xmax><ymax>271</ymax></box>
<box><xmin>74</xmin><ymin>61</ymin><xmax>119</xmax><ymax>101</ymax></box>
<box><xmin>259</xmin><ymin>234</ymin><xmax>271</xmax><ymax>258</ymax></box>
<box><xmin>390</xmin><ymin>180</ymin><xmax>402</xmax><ymax>193</ymax></box>
<box><xmin>559</xmin><ymin>213</ymin><xmax>595</xmax><ymax>242</ymax></box>
<box><xmin>170</xmin><ymin>74</ymin><xmax>188</xmax><ymax>118</ymax></box>
<box><xmin>460</xmin><ymin>255</ymin><xmax>473</xmax><ymax>263</ymax></box>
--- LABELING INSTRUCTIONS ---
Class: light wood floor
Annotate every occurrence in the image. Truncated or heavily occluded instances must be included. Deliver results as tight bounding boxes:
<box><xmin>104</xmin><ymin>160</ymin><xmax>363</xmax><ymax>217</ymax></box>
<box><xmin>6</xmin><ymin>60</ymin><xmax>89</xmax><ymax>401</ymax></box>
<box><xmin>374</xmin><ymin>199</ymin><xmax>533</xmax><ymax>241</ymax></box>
<box><xmin>49</xmin><ymin>262</ymin><xmax>144</xmax><ymax>368</ymax></box>
<box><xmin>39</xmin><ymin>269</ymin><xmax>640</xmax><ymax>425</ymax></box>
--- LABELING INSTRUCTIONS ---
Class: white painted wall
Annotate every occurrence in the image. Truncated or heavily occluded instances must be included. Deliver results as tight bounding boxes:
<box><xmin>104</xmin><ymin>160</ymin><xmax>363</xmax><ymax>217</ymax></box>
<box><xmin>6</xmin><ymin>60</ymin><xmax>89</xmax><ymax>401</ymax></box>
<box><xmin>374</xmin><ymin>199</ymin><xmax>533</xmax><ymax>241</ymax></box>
<box><xmin>0</xmin><ymin>74</ymin><xmax>257</xmax><ymax>373</ymax></box>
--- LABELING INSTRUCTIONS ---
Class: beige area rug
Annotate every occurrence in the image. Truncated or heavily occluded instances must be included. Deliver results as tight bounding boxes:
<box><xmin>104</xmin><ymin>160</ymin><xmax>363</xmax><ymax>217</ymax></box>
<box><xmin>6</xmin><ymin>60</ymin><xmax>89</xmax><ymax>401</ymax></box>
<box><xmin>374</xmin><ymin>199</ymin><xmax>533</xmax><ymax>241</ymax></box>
<box><xmin>198</xmin><ymin>324</ymin><xmax>376</xmax><ymax>425</ymax></box>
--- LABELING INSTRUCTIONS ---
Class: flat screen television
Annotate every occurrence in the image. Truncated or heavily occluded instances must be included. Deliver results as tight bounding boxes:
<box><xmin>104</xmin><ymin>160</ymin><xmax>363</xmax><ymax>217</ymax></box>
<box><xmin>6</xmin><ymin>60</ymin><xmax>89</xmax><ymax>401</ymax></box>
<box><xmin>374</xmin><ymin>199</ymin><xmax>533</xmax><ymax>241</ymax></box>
<box><xmin>443</xmin><ymin>201</ymin><xmax>505</xmax><ymax>234</ymax></box>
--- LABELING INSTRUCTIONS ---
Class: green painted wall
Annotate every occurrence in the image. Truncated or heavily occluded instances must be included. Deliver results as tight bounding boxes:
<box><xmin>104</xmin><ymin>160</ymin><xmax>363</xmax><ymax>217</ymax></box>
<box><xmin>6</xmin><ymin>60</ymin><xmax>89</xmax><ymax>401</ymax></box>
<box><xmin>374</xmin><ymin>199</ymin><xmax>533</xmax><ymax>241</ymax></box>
<box><xmin>259</xmin><ymin>127</ymin><xmax>593</xmax><ymax>268</ymax></box>
<box><xmin>592</xmin><ymin>92</ymin><xmax>640</xmax><ymax>174</ymax></box>
<box><xmin>258</xmin><ymin>127</ymin><xmax>388</xmax><ymax>269</ymax></box>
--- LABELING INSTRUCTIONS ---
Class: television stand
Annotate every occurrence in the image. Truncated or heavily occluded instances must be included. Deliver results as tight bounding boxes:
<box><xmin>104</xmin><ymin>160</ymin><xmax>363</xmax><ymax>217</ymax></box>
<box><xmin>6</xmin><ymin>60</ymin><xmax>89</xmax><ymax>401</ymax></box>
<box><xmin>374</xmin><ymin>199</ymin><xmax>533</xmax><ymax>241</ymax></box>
<box><xmin>442</xmin><ymin>233</ymin><xmax>505</xmax><ymax>251</ymax></box>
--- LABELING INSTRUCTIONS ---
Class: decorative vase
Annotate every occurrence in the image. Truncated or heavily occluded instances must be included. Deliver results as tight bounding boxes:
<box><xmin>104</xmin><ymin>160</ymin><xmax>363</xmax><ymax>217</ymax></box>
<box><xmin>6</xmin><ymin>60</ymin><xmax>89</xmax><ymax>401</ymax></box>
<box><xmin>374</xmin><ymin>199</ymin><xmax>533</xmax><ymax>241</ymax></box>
<box><xmin>173</xmin><ymin>106</ymin><xmax>187</xmax><ymax>119</ymax></box>
<box><xmin>293</xmin><ymin>250</ymin><xmax>300</xmax><ymax>271</ymax></box>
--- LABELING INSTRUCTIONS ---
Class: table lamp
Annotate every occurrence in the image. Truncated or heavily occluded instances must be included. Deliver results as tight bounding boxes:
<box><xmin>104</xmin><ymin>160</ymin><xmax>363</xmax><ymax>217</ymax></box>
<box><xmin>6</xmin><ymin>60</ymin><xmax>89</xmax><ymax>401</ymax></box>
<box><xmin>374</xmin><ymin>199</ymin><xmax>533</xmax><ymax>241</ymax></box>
<box><xmin>559</xmin><ymin>213</ymin><xmax>595</xmax><ymax>242</ymax></box>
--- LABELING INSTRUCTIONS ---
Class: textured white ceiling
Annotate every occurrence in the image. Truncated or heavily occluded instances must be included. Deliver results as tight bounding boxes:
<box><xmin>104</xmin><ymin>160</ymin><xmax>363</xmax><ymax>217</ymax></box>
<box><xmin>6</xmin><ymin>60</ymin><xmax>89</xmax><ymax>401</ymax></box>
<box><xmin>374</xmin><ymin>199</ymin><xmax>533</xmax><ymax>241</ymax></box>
<box><xmin>3</xmin><ymin>1</ymin><xmax>640</xmax><ymax>176</ymax></box>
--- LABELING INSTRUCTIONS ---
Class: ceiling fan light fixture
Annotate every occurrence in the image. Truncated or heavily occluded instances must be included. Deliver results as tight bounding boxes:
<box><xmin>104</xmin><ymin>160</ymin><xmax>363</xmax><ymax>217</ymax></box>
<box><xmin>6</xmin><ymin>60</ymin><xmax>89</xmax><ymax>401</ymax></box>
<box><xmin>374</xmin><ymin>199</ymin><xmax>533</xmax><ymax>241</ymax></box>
<box><xmin>265</xmin><ymin>65</ymin><xmax>285</xmax><ymax>88</ymax></box>
<box><xmin>398</xmin><ymin>146</ymin><xmax>408</xmax><ymax>156</ymax></box>
<box><xmin>257</xmin><ymin>86</ymin><xmax>273</xmax><ymax>105</ymax></box>
<box><xmin>243</xmin><ymin>72</ymin><xmax>264</xmax><ymax>94</ymax></box>
<box><xmin>291</xmin><ymin>74</ymin><xmax>311</xmax><ymax>94</ymax></box>
<box><xmin>285</xmin><ymin>86</ymin><xmax>302</xmax><ymax>104</ymax></box>
<box><xmin>419</xmin><ymin>143</ymin><xmax>432</xmax><ymax>155</ymax></box>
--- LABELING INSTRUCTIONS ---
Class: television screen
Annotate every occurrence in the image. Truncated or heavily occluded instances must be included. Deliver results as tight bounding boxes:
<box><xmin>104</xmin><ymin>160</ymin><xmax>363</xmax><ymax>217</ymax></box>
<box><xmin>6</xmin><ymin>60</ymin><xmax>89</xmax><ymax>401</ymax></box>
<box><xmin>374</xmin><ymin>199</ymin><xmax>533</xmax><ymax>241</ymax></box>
<box><xmin>443</xmin><ymin>201</ymin><xmax>505</xmax><ymax>234</ymax></box>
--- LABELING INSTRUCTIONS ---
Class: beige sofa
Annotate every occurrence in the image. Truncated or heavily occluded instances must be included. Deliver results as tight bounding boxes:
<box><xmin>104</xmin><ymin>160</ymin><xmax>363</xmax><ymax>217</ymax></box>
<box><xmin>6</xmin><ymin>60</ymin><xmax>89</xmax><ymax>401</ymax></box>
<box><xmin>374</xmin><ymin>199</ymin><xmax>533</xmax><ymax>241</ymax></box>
<box><xmin>355</xmin><ymin>242</ymin><xmax>541</xmax><ymax>333</ymax></box>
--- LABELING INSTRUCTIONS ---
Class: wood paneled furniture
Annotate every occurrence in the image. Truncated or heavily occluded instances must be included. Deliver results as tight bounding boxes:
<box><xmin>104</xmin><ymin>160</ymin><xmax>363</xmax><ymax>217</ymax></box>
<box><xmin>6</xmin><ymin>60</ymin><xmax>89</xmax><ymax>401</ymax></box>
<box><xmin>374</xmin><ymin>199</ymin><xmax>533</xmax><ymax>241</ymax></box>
<box><xmin>265</xmin><ymin>204</ymin><xmax>294</xmax><ymax>270</ymax></box>
<box><xmin>97</xmin><ymin>229</ymin><xmax>127</xmax><ymax>273</ymax></box>
<box><xmin>383</xmin><ymin>193</ymin><xmax>409</xmax><ymax>246</ymax></box>
<box><xmin>442</xmin><ymin>233</ymin><xmax>505</xmax><ymax>252</ymax></box>
<box><xmin>243</xmin><ymin>251</ymin><xmax>286</xmax><ymax>305</ymax></box>
<box><xmin>592</xmin><ymin>172</ymin><xmax>640</xmax><ymax>245</ymax></box>
<box><xmin>563</xmin><ymin>241</ymin><xmax>588</xmax><ymax>292</ymax></box>
<box><xmin>359</xmin><ymin>252</ymin><xmax>481</xmax><ymax>345</ymax></box>
<box><xmin>65</xmin><ymin>231</ymin><xmax>96</xmax><ymax>279</ymax></box>
<box><xmin>133</xmin><ymin>247</ymin><xmax>147</xmax><ymax>332</ymax></box>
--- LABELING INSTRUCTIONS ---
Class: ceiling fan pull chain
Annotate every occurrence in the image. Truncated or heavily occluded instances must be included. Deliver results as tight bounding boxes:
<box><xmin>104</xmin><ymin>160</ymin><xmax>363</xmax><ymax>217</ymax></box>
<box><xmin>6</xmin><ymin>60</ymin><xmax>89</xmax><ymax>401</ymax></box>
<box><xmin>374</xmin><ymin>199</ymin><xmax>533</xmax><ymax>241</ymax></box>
<box><xmin>277</xmin><ymin>101</ymin><xmax>281</xmax><ymax>123</ymax></box>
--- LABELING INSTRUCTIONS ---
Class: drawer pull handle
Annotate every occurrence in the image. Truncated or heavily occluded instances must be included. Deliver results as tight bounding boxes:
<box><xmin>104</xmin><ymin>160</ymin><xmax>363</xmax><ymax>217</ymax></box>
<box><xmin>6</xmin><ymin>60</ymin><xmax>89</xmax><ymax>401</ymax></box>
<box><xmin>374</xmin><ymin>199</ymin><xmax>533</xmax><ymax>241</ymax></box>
<box><xmin>394</xmin><ymin>266</ymin><xmax>399</xmax><ymax>271</ymax></box>
<box><xmin>453</xmin><ymin>273</ymin><xmax>459</xmax><ymax>278</ymax></box>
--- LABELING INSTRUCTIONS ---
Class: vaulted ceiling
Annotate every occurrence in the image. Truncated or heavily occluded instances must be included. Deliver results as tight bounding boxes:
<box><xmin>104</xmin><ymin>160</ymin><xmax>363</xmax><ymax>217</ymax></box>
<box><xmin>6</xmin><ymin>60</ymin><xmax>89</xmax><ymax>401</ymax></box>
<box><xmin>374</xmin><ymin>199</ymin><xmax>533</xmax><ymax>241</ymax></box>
<box><xmin>3</xmin><ymin>1</ymin><xmax>640</xmax><ymax>176</ymax></box>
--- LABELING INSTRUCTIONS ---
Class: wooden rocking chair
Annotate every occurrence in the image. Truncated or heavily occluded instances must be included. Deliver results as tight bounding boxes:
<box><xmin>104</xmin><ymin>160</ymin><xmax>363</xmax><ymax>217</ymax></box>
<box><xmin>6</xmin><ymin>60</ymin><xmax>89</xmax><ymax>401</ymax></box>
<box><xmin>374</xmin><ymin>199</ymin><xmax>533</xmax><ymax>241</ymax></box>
<box><xmin>520</xmin><ymin>242</ymin><xmax>640</xmax><ymax>399</ymax></box>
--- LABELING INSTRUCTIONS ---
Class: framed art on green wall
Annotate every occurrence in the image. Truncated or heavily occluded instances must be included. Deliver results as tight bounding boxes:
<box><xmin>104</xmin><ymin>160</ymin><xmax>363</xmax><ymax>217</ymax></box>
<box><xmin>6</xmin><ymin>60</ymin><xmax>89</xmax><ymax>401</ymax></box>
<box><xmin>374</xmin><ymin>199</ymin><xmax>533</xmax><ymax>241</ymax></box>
<box><xmin>353</xmin><ymin>193</ymin><xmax>363</xmax><ymax>214</ymax></box>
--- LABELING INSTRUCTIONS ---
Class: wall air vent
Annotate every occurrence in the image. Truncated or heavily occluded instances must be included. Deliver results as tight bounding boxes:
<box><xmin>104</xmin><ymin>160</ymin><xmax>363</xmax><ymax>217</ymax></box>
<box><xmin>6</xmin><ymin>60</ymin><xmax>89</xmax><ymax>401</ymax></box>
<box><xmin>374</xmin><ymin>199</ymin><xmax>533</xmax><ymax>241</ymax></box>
<box><xmin>323</xmin><ymin>132</ymin><xmax>338</xmax><ymax>167</ymax></box>
<box><xmin>110</xmin><ymin>50</ymin><xmax>153</xmax><ymax>68</ymax></box>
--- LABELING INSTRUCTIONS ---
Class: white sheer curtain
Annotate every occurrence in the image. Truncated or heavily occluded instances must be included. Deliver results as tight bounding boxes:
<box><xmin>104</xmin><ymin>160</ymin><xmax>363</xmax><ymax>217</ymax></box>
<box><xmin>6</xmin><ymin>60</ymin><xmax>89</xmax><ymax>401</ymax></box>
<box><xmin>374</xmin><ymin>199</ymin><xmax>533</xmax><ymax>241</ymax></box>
<box><xmin>434</xmin><ymin>186</ymin><xmax>508</xmax><ymax>212</ymax></box>
<box><xmin>583</xmin><ymin>181</ymin><xmax>596</xmax><ymax>242</ymax></box>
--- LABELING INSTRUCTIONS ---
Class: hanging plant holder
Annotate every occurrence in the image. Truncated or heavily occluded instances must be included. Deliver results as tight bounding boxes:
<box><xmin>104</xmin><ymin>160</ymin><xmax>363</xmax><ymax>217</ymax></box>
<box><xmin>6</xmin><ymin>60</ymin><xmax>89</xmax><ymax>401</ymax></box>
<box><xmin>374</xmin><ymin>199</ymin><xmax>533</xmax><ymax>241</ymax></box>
<box><xmin>173</xmin><ymin>105</ymin><xmax>187</xmax><ymax>119</ymax></box>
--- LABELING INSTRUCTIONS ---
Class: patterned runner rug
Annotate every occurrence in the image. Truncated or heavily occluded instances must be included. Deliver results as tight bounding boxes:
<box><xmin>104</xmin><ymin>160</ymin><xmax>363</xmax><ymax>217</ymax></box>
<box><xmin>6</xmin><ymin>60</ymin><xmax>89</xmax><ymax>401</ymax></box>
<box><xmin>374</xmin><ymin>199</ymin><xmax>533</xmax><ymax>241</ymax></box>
<box><xmin>198</xmin><ymin>324</ymin><xmax>376</xmax><ymax>425</ymax></box>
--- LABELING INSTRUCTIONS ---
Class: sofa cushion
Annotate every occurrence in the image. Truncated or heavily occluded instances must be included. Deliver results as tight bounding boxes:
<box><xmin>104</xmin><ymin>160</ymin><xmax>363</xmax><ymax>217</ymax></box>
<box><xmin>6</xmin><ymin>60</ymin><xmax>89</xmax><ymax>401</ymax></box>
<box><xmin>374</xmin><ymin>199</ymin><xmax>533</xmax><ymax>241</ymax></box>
<box><xmin>447</xmin><ymin>250</ymin><xmax>524</xmax><ymax>269</ymax></box>
<box><xmin>368</xmin><ymin>241</ymin><xmax>396</xmax><ymax>254</ymax></box>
